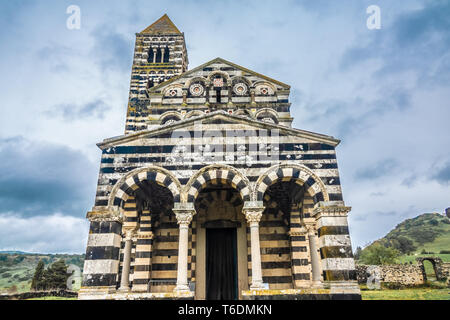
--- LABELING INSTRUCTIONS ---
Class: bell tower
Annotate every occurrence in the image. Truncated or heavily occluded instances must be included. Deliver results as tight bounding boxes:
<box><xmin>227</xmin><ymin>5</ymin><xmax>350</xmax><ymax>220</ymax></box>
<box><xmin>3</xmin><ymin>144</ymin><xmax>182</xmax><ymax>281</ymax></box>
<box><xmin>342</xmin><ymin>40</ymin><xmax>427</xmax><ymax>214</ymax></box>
<box><xmin>126</xmin><ymin>14</ymin><xmax>188</xmax><ymax>133</ymax></box>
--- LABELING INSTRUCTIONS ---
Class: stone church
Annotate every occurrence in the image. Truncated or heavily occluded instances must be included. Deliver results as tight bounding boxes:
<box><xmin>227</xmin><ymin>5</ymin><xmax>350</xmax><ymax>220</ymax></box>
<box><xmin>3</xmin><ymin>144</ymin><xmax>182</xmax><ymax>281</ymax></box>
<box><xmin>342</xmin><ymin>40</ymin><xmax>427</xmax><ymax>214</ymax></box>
<box><xmin>79</xmin><ymin>14</ymin><xmax>361</xmax><ymax>300</ymax></box>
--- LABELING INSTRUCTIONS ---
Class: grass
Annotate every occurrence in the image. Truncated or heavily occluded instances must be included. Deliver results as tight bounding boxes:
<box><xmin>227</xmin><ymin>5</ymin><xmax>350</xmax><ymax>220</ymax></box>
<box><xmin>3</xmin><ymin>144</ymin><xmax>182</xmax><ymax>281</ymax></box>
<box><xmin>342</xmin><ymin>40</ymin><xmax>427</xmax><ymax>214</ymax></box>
<box><xmin>26</xmin><ymin>296</ymin><xmax>77</xmax><ymax>300</ymax></box>
<box><xmin>361</xmin><ymin>288</ymin><xmax>450</xmax><ymax>300</ymax></box>
<box><xmin>360</xmin><ymin>282</ymin><xmax>450</xmax><ymax>300</ymax></box>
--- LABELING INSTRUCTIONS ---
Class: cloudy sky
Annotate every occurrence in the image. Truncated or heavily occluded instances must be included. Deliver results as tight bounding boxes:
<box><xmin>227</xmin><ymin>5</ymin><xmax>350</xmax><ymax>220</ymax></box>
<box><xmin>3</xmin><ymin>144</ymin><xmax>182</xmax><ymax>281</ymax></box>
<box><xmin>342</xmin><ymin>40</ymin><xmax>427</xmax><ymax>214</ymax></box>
<box><xmin>0</xmin><ymin>0</ymin><xmax>449</xmax><ymax>253</ymax></box>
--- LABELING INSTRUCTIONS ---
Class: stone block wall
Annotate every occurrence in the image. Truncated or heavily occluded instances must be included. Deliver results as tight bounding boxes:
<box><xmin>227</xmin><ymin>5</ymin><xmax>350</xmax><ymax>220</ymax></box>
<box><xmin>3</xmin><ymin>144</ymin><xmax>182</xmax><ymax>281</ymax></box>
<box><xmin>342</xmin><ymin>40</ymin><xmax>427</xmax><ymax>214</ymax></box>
<box><xmin>356</xmin><ymin>265</ymin><xmax>424</xmax><ymax>286</ymax></box>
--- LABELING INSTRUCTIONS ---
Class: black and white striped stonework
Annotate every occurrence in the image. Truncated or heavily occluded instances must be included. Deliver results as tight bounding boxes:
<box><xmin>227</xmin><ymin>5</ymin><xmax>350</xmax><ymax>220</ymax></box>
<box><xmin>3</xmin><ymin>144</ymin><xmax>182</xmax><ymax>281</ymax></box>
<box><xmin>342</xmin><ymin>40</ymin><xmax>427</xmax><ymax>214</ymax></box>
<box><xmin>316</xmin><ymin>213</ymin><xmax>356</xmax><ymax>282</ymax></box>
<box><xmin>82</xmin><ymin>221</ymin><xmax>122</xmax><ymax>287</ymax></box>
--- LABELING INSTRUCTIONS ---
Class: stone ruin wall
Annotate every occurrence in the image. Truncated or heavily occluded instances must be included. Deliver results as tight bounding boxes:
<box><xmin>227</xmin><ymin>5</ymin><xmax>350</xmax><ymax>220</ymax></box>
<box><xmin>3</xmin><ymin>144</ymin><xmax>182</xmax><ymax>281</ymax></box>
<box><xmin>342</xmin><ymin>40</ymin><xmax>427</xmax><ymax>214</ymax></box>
<box><xmin>356</xmin><ymin>265</ymin><xmax>424</xmax><ymax>286</ymax></box>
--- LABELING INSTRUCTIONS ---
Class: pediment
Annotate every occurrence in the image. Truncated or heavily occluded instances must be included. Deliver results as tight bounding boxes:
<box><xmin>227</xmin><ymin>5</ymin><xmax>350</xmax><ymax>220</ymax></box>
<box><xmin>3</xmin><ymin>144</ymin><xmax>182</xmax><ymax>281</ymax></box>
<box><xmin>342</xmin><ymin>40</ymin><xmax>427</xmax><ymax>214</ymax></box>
<box><xmin>148</xmin><ymin>57</ymin><xmax>290</xmax><ymax>97</ymax></box>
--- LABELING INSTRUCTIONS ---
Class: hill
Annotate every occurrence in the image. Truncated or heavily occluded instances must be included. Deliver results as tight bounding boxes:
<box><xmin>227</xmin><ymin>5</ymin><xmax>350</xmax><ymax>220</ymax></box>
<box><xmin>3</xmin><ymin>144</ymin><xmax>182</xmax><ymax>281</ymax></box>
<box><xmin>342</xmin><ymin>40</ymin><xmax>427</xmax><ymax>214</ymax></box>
<box><xmin>356</xmin><ymin>212</ymin><xmax>450</xmax><ymax>268</ymax></box>
<box><xmin>0</xmin><ymin>252</ymin><xmax>84</xmax><ymax>294</ymax></box>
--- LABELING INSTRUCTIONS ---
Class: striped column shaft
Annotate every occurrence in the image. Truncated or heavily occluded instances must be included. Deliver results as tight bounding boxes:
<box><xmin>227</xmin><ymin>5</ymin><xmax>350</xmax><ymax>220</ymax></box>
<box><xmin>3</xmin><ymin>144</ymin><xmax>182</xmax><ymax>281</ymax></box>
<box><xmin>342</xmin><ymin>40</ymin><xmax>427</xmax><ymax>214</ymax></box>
<box><xmin>123</xmin><ymin>197</ymin><xmax>138</xmax><ymax>230</ymax></box>
<box><xmin>289</xmin><ymin>205</ymin><xmax>310</xmax><ymax>287</ymax></box>
<box><xmin>82</xmin><ymin>219</ymin><xmax>122</xmax><ymax>288</ymax></box>
<box><xmin>132</xmin><ymin>209</ymin><xmax>153</xmax><ymax>292</ymax></box>
<box><xmin>312</xmin><ymin>206</ymin><xmax>356</xmax><ymax>282</ymax></box>
<box><xmin>190</xmin><ymin>220</ymin><xmax>196</xmax><ymax>283</ymax></box>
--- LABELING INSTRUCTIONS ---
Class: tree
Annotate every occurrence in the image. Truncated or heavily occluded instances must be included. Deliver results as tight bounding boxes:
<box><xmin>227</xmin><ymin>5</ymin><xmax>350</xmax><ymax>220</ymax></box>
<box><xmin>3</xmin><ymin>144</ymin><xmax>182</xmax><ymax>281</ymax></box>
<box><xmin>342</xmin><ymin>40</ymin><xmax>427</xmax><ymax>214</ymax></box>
<box><xmin>354</xmin><ymin>246</ymin><xmax>363</xmax><ymax>261</ymax></box>
<box><xmin>359</xmin><ymin>243</ymin><xmax>400</xmax><ymax>265</ymax></box>
<box><xmin>390</xmin><ymin>236</ymin><xmax>416</xmax><ymax>254</ymax></box>
<box><xmin>43</xmin><ymin>259</ymin><xmax>69</xmax><ymax>290</ymax></box>
<box><xmin>31</xmin><ymin>260</ymin><xmax>45</xmax><ymax>291</ymax></box>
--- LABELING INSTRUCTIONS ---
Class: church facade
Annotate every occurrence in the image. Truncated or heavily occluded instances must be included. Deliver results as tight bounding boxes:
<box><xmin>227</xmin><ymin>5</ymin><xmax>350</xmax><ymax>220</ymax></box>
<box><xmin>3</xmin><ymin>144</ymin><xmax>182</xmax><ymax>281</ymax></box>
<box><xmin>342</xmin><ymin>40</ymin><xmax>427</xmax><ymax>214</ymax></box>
<box><xmin>78</xmin><ymin>15</ymin><xmax>361</xmax><ymax>300</ymax></box>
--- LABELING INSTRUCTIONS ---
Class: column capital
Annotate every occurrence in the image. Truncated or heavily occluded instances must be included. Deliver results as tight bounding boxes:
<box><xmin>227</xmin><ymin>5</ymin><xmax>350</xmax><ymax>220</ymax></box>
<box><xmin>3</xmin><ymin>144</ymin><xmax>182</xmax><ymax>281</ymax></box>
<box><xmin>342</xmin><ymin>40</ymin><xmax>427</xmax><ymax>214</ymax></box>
<box><xmin>123</xmin><ymin>229</ymin><xmax>136</xmax><ymax>240</ymax></box>
<box><xmin>86</xmin><ymin>207</ymin><xmax>122</xmax><ymax>223</ymax></box>
<box><xmin>173</xmin><ymin>203</ymin><xmax>196</xmax><ymax>226</ymax></box>
<box><xmin>305</xmin><ymin>224</ymin><xmax>317</xmax><ymax>236</ymax></box>
<box><xmin>312</xmin><ymin>203</ymin><xmax>351</xmax><ymax>219</ymax></box>
<box><xmin>242</xmin><ymin>201</ymin><xmax>264</xmax><ymax>224</ymax></box>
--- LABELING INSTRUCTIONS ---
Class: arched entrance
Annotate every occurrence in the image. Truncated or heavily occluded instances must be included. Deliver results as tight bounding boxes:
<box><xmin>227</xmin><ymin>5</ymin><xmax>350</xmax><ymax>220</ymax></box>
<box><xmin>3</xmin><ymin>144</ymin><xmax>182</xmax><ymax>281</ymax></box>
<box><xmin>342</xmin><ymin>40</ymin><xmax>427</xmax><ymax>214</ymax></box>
<box><xmin>109</xmin><ymin>167</ymin><xmax>182</xmax><ymax>293</ymax></box>
<box><xmin>417</xmin><ymin>257</ymin><xmax>444</xmax><ymax>282</ymax></box>
<box><xmin>189</xmin><ymin>172</ymin><xmax>249</xmax><ymax>300</ymax></box>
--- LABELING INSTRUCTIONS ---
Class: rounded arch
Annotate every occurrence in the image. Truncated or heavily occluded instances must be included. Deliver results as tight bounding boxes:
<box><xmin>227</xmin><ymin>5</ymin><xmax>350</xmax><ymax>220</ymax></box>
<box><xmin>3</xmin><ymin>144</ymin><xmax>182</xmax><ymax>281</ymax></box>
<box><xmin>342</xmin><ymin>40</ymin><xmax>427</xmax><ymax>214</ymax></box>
<box><xmin>159</xmin><ymin>111</ymin><xmax>182</xmax><ymax>124</ymax></box>
<box><xmin>109</xmin><ymin>166</ymin><xmax>182</xmax><ymax>207</ymax></box>
<box><xmin>252</xmin><ymin>81</ymin><xmax>277</xmax><ymax>91</ymax></box>
<box><xmin>206</xmin><ymin>71</ymin><xmax>231</xmax><ymax>84</ymax></box>
<box><xmin>184</xmin><ymin>76</ymin><xmax>207</xmax><ymax>89</ymax></box>
<box><xmin>183</xmin><ymin>164</ymin><xmax>251</xmax><ymax>203</ymax></box>
<box><xmin>231</xmin><ymin>75</ymin><xmax>252</xmax><ymax>87</ymax></box>
<box><xmin>254</xmin><ymin>164</ymin><xmax>329</xmax><ymax>204</ymax></box>
<box><xmin>255</xmin><ymin>108</ymin><xmax>279</xmax><ymax>124</ymax></box>
<box><xmin>162</xmin><ymin>85</ymin><xmax>183</xmax><ymax>98</ymax></box>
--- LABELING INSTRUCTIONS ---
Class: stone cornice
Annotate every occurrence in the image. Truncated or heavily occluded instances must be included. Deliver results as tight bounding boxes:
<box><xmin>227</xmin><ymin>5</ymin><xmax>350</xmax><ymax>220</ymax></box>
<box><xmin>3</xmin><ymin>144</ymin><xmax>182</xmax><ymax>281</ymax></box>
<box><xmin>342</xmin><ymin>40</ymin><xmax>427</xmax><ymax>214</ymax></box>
<box><xmin>97</xmin><ymin>111</ymin><xmax>340</xmax><ymax>149</ymax></box>
<box><xmin>86</xmin><ymin>209</ymin><xmax>122</xmax><ymax>223</ymax></box>
<box><xmin>312</xmin><ymin>205</ymin><xmax>352</xmax><ymax>218</ymax></box>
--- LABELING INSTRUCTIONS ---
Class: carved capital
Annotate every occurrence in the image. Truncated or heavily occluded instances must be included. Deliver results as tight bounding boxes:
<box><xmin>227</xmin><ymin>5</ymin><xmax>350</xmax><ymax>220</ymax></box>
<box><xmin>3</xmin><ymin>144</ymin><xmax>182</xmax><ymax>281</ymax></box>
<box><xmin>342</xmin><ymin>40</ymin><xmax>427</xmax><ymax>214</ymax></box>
<box><xmin>173</xmin><ymin>203</ymin><xmax>196</xmax><ymax>226</ymax></box>
<box><xmin>242</xmin><ymin>201</ymin><xmax>264</xmax><ymax>225</ymax></box>
<box><xmin>123</xmin><ymin>229</ymin><xmax>136</xmax><ymax>240</ymax></box>
<box><xmin>174</xmin><ymin>211</ymin><xmax>195</xmax><ymax>226</ymax></box>
<box><xmin>312</xmin><ymin>204</ymin><xmax>352</xmax><ymax>219</ymax></box>
<box><xmin>305</xmin><ymin>224</ymin><xmax>317</xmax><ymax>236</ymax></box>
<box><xmin>244</xmin><ymin>211</ymin><xmax>262</xmax><ymax>224</ymax></box>
<box><xmin>87</xmin><ymin>208</ymin><xmax>122</xmax><ymax>223</ymax></box>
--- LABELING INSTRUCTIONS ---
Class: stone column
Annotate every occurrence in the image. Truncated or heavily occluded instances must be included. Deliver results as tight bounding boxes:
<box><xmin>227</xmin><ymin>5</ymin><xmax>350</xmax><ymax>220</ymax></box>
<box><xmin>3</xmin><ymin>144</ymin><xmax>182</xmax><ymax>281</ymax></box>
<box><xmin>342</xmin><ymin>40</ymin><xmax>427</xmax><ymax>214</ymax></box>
<box><xmin>173</xmin><ymin>204</ymin><xmax>196</xmax><ymax>292</ymax></box>
<box><xmin>119</xmin><ymin>229</ymin><xmax>134</xmax><ymax>291</ymax></box>
<box><xmin>152</xmin><ymin>48</ymin><xmax>157</xmax><ymax>63</ymax></box>
<box><xmin>243</xmin><ymin>202</ymin><xmax>265</xmax><ymax>290</ymax></box>
<box><xmin>205</xmin><ymin>81</ymin><xmax>211</xmax><ymax>107</ymax></box>
<box><xmin>161</xmin><ymin>48</ymin><xmax>166</xmax><ymax>63</ymax></box>
<box><xmin>306</xmin><ymin>225</ymin><xmax>322</xmax><ymax>287</ymax></box>
<box><xmin>227</xmin><ymin>80</ymin><xmax>233</xmax><ymax>105</ymax></box>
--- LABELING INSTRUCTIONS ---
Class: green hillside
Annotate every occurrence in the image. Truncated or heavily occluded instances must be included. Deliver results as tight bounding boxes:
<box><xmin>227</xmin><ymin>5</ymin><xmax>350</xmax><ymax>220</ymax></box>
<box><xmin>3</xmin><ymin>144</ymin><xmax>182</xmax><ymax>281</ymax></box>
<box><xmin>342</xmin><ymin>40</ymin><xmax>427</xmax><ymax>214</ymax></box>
<box><xmin>356</xmin><ymin>212</ymin><xmax>450</xmax><ymax>279</ymax></box>
<box><xmin>0</xmin><ymin>253</ymin><xmax>84</xmax><ymax>294</ymax></box>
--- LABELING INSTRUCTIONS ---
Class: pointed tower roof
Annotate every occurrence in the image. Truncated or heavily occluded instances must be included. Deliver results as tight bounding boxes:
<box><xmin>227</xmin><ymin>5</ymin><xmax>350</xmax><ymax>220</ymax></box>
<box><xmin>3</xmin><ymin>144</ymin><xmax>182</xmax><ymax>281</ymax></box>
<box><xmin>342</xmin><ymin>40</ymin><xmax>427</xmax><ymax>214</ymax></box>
<box><xmin>141</xmin><ymin>14</ymin><xmax>182</xmax><ymax>35</ymax></box>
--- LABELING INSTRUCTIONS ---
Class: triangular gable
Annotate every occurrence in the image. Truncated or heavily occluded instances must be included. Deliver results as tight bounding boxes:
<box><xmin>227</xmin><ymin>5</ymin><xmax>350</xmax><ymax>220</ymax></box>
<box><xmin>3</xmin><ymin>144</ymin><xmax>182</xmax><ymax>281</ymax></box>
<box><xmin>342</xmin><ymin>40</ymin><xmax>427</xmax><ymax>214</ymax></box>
<box><xmin>141</xmin><ymin>14</ymin><xmax>182</xmax><ymax>35</ymax></box>
<box><xmin>149</xmin><ymin>57</ymin><xmax>291</xmax><ymax>93</ymax></box>
<box><xmin>99</xmin><ymin>111</ymin><xmax>339</xmax><ymax>149</ymax></box>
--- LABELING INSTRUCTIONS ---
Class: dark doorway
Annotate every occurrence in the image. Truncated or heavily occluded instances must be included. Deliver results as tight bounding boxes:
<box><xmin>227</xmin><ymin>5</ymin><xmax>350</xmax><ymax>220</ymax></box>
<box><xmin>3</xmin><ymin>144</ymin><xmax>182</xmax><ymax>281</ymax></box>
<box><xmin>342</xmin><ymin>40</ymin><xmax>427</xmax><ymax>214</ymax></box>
<box><xmin>206</xmin><ymin>228</ymin><xmax>237</xmax><ymax>300</ymax></box>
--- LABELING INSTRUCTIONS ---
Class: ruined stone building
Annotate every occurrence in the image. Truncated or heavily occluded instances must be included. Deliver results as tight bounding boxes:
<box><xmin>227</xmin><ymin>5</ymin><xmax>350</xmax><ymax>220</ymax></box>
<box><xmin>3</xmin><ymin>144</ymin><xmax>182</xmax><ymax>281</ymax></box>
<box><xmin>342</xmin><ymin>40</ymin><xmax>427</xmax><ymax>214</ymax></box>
<box><xmin>79</xmin><ymin>15</ymin><xmax>361</xmax><ymax>300</ymax></box>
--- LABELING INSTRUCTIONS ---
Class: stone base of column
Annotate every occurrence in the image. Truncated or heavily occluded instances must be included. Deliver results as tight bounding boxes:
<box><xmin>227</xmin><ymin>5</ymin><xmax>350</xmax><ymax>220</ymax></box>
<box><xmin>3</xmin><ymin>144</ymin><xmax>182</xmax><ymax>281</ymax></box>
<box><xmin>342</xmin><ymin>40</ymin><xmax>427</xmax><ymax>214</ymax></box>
<box><xmin>174</xmin><ymin>284</ymin><xmax>190</xmax><ymax>292</ymax></box>
<box><xmin>249</xmin><ymin>281</ymin><xmax>264</xmax><ymax>290</ymax></box>
<box><xmin>328</xmin><ymin>281</ymin><xmax>361</xmax><ymax>295</ymax></box>
<box><xmin>118</xmin><ymin>286</ymin><xmax>131</xmax><ymax>292</ymax></box>
<box><xmin>311</xmin><ymin>280</ymin><xmax>324</xmax><ymax>289</ymax></box>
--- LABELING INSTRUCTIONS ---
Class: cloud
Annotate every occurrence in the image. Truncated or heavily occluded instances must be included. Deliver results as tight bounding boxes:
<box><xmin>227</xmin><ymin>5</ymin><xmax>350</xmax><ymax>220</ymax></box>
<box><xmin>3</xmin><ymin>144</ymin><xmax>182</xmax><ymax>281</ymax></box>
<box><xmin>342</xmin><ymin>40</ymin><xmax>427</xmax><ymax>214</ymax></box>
<box><xmin>340</xmin><ymin>0</ymin><xmax>450</xmax><ymax>85</ymax></box>
<box><xmin>45</xmin><ymin>99</ymin><xmax>111</xmax><ymax>121</ymax></box>
<box><xmin>89</xmin><ymin>25</ymin><xmax>134</xmax><ymax>72</ymax></box>
<box><xmin>355</xmin><ymin>158</ymin><xmax>399</xmax><ymax>181</ymax></box>
<box><xmin>0</xmin><ymin>213</ymin><xmax>89</xmax><ymax>254</ymax></box>
<box><xmin>0</xmin><ymin>137</ymin><xmax>97</xmax><ymax>217</ymax></box>
<box><xmin>432</xmin><ymin>161</ymin><xmax>450</xmax><ymax>185</ymax></box>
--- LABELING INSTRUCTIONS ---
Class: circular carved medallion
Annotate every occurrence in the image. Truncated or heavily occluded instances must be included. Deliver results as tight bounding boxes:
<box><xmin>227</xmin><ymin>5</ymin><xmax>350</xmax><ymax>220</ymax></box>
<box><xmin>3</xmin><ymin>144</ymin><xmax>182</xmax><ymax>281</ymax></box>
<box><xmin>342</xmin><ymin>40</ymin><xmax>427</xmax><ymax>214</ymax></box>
<box><xmin>190</xmin><ymin>84</ymin><xmax>204</xmax><ymax>96</ymax></box>
<box><xmin>233</xmin><ymin>83</ymin><xmax>248</xmax><ymax>96</ymax></box>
